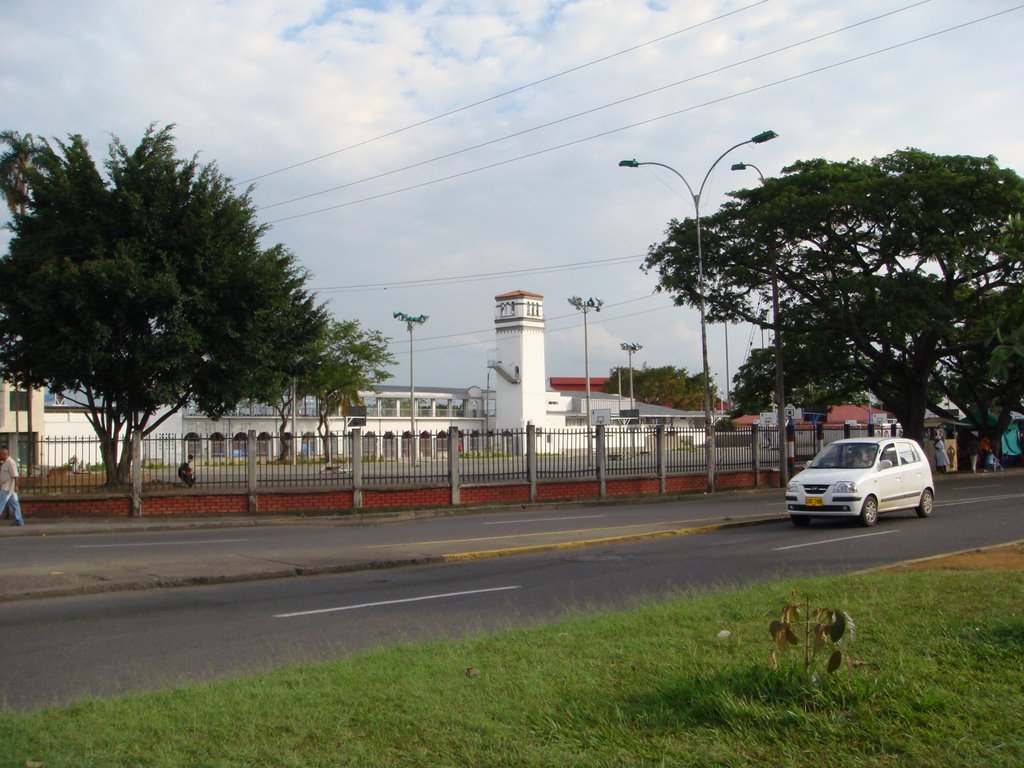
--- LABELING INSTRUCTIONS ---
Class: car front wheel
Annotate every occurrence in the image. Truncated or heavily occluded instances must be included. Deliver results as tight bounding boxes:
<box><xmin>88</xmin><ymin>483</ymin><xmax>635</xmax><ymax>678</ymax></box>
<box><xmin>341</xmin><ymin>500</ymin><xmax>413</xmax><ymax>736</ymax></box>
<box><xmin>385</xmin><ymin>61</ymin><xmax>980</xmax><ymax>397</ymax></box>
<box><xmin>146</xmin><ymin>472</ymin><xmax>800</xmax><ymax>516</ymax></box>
<box><xmin>916</xmin><ymin>488</ymin><xmax>934</xmax><ymax>518</ymax></box>
<box><xmin>859</xmin><ymin>496</ymin><xmax>879</xmax><ymax>527</ymax></box>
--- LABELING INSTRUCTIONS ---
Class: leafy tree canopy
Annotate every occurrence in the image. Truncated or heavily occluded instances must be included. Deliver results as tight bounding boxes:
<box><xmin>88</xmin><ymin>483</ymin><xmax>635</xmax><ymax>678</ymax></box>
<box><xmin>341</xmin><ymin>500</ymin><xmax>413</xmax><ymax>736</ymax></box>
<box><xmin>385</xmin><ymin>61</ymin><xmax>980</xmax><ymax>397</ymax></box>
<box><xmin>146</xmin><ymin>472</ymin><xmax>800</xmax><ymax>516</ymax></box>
<box><xmin>643</xmin><ymin>148</ymin><xmax>1024</xmax><ymax>441</ymax></box>
<box><xmin>305</xmin><ymin>319</ymin><xmax>396</xmax><ymax>456</ymax></box>
<box><xmin>0</xmin><ymin>124</ymin><xmax>329</xmax><ymax>482</ymax></box>
<box><xmin>602</xmin><ymin>364</ymin><xmax>716</xmax><ymax>411</ymax></box>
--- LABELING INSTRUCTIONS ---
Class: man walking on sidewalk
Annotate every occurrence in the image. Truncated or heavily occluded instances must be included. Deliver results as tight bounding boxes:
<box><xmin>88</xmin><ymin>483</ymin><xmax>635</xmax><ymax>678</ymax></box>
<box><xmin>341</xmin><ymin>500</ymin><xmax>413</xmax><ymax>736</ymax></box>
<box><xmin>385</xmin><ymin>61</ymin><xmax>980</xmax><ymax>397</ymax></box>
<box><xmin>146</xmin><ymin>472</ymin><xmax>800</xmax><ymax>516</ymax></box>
<box><xmin>0</xmin><ymin>446</ymin><xmax>24</xmax><ymax>526</ymax></box>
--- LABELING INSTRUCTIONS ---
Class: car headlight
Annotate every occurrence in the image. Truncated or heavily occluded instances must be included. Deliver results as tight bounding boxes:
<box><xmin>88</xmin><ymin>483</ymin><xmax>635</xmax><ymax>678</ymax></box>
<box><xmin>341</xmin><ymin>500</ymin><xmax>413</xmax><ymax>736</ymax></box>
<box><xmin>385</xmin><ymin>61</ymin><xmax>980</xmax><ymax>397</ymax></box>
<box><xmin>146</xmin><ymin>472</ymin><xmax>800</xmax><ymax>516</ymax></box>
<box><xmin>833</xmin><ymin>480</ymin><xmax>858</xmax><ymax>494</ymax></box>
<box><xmin>786</xmin><ymin>480</ymin><xmax>800</xmax><ymax>493</ymax></box>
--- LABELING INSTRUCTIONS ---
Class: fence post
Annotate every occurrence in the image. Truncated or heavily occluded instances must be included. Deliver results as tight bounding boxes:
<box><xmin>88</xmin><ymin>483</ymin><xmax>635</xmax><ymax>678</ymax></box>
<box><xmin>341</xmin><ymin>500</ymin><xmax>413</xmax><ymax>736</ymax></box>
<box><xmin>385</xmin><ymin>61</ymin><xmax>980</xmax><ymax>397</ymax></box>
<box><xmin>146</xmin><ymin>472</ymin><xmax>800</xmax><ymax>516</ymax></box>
<box><xmin>351</xmin><ymin>428</ymin><xmax>363</xmax><ymax>510</ymax></box>
<box><xmin>247</xmin><ymin>429</ymin><xmax>258</xmax><ymax>514</ymax></box>
<box><xmin>751</xmin><ymin>423</ymin><xmax>761</xmax><ymax>488</ymax></box>
<box><xmin>131</xmin><ymin>431</ymin><xmax>142</xmax><ymax>517</ymax></box>
<box><xmin>595</xmin><ymin>424</ymin><xmax>607</xmax><ymax>497</ymax></box>
<box><xmin>449</xmin><ymin>429</ymin><xmax>460</xmax><ymax>506</ymax></box>
<box><xmin>656</xmin><ymin>425</ymin><xmax>666</xmax><ymax>494</ymax></box>
<box><xmin>527</xmin><ymin>423</ymin><xmax>537</xmax><ymax>502</ymax></box>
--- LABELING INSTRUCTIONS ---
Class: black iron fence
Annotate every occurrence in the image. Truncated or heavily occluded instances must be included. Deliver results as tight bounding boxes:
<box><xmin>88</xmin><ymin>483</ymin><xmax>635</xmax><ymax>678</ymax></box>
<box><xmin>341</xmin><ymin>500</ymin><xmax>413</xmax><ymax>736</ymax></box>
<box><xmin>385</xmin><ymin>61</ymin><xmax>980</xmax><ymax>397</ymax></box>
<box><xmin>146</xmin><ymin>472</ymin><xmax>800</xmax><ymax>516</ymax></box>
<box><xmin>22</xmin><ymin>423</ymin><xmax>882</xmax><ymax>497</ymax></box>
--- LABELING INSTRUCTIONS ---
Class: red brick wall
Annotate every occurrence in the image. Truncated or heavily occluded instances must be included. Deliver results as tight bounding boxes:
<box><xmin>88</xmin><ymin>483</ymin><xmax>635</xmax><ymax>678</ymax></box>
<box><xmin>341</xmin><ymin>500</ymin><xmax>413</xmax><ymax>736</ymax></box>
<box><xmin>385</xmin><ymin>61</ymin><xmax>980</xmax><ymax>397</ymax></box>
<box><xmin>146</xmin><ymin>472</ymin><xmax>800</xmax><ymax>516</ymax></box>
<box><xmin>606</xmin><ymin>477</ymin><xmax>662</xmax><ymax>496</ymax></box>
<box><xmin>257</xmin><ymin>491</ymin><xmax>354</xmax><ymax>514</ymax></box>
<box><xmin>142</xmin><ymin>495</ymin><xmax>250</xmax><ymax>516</ymax></box>
<box><xmin>461</xmin><ymin>484</ymin><xmax>531</xmax><ymax>505</ymax></box>
<box><xmin>22</xmin><ymin>497</ymin><xmax>133</xmax><ymax>518</ymax></box>
<box><xmin>360</xmin><ymin>487</ymin><xmax>451</xmax><ymax>509</ymax></box>
<box><xmin>536</xmin><ymin>480</ymin><xmax>600</xmax><ymax>501</ymax></box>
<box><xmin>20</xmin><ymin>470</ymin><xmax>781</xmax><ymax>519</ymax></box>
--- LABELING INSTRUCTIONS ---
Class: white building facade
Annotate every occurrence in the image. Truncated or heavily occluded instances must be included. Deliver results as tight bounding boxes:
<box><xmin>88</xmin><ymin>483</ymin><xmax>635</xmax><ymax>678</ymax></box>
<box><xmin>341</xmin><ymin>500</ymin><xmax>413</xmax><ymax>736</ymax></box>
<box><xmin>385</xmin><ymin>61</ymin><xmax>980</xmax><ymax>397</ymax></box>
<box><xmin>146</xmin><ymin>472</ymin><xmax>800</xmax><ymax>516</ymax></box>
<box><xmin>42</xmin><ymin>289</ymin><xmax>698</xmax><ymax>458</ymax></box>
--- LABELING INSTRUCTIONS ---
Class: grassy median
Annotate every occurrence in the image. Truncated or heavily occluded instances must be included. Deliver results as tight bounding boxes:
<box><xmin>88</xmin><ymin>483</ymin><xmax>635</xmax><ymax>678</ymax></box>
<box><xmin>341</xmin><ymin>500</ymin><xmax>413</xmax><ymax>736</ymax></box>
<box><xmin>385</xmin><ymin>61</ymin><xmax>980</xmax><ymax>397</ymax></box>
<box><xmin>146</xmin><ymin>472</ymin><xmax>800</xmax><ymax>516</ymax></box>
<box><xmin>2</xmin><ymin>570</ymin><xmax>1022</xmax><ymax>767</ymax></box>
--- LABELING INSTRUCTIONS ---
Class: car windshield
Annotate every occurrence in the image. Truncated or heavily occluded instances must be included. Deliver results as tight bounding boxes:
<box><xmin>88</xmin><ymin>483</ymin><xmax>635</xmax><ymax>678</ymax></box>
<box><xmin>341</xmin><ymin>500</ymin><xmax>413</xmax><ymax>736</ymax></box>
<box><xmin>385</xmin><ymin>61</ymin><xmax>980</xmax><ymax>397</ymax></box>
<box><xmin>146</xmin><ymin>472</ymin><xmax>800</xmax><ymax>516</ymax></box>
<box><xmin>809</xmin><ymin>443</ymin><xmax>878</xmax><ymax>469</ymax></box>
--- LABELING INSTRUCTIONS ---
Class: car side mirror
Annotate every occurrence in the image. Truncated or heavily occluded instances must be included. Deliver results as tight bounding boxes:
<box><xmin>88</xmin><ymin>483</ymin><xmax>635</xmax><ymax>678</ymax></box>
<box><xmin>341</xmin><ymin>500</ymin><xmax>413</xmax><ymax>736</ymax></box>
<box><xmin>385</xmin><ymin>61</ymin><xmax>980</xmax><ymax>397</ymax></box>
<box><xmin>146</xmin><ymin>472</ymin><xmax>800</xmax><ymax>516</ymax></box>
<box><xmin>878</xmin><ymin>459</ymin><xmax>893</xmax><ymax>470</ymax></box>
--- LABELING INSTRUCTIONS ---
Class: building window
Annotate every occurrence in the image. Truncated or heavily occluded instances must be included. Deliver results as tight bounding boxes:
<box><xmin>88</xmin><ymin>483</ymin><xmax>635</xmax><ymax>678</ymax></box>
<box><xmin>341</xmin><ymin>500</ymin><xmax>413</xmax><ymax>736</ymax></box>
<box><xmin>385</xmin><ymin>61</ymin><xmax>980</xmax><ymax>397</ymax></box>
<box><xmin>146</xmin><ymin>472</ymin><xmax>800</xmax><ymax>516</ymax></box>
<box><xmin>417</xmin><ymin>398</ymin><xmax>432</xmax><ymax>417</ymax></box>
<box><xmin>380</xmin><ymin>398</ymin><xmax>398</xmax><ymax>417</ymax></box>
<box><xmin>451</xmin><ymin>398</ymin><xmax>465</xmax><ymax>417</ymax></box>
<box><xmin>363</xmin><ymin>397</ymin><xmax>378</xmax><ymax>416</ymax></box>
<box><xmin>435</xmin><ymin>398</ymin><xmax>450</xmax><ymax>417</ymax></box>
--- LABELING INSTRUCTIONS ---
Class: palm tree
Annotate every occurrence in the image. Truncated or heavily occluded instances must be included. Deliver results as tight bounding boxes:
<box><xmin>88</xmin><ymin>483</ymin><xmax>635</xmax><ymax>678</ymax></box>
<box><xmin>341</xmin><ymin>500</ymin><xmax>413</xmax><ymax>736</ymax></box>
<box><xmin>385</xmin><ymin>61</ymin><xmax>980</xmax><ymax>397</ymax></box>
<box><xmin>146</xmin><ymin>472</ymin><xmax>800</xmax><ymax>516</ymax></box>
<box><xmin>0</xmin><ymin>130</ymin><xmax>41</xmax><ymax>216</ymax></box>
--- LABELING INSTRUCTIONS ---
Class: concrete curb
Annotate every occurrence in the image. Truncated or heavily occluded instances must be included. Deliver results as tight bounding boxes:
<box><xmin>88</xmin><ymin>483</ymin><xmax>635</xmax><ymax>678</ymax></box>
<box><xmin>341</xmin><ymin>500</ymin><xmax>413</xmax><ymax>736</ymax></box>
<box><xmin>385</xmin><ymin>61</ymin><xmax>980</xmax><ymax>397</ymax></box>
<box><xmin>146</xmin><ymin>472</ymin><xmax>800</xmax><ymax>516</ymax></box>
<box><xmin>0</xmin><ymin>515</ymin><xmax>783</xmax><ymax>603</ymax></box>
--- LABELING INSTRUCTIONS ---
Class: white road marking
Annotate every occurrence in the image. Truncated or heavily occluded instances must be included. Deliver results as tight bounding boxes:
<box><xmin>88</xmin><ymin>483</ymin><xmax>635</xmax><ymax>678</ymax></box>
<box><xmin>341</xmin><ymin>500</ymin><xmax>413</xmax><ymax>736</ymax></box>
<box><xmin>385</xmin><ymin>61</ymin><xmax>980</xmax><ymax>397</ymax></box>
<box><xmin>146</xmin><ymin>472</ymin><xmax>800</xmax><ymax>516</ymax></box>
<box><xmin>937</xmin><ymin>493</ymin><xmax>1024</xmax><ymax>507</ymax></box>
<box><xmin>773</xmin><ymin>530</ymin><xmax>897</xmax><ymax>551</ymax></box>
<box><xmin>73</xmin><ymin>538</ymin><xmax>249</xmax><ymax>549</ymax></box>
<box><xmin>483</xmin><ymin>514</ymin><xmax>607</xmax><ymax>525</ymax></box>
<box><xmin>274</xmin><ymin>585</ymin><xmax>521</xmax><ymax>618</ymax></box>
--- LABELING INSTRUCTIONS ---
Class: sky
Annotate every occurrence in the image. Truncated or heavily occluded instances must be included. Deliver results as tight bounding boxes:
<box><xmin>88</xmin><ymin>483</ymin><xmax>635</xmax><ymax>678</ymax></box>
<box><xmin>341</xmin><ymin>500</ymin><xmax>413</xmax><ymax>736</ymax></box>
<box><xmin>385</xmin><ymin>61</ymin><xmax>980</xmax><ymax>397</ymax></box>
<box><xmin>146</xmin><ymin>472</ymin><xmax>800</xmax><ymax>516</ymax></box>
<box><xmin>3</xmin><ymin>0</ymin><xmax>1023</xmax><ymax>400</ymax></box>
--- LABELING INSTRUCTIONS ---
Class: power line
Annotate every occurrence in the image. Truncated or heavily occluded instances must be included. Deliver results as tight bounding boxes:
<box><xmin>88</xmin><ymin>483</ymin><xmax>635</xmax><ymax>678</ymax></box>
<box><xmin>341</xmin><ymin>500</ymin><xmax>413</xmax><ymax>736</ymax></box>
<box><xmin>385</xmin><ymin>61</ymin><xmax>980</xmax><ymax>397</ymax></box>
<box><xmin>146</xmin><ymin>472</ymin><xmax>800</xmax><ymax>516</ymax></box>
<box><xmin>236</xmin><ymin>1</ymin><xmax>771</xmax><ymax>186</ymax></box>
<box><xmin>258</xmin><ymin>0</ymin><xmax>934</xmax><ymax>214</ymax></box>
<box><xmin>315</xmin><ymin>254</ymin><xmax>642</xmax><ymax>293</ymax></box>
<box><xmin>268</xmin><ymin>5</ymin><xmax>1021</xmax><ymax>225</ymax></box>
<box><xmin>387</xmin><ymin>294</ymin><xmax>671</xmax><ymax>355</ymax></box>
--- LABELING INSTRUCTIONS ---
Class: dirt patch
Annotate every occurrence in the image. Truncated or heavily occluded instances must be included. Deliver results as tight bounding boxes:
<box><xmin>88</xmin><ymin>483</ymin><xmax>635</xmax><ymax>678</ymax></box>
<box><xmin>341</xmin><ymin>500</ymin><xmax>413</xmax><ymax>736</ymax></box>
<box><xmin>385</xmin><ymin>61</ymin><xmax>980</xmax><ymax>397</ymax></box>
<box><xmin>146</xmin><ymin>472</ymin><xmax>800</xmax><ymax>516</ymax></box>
<box><xmin>880</xmin><ymin>541</ymin><xmax>1024</xmax><ymax>572</ymax></box>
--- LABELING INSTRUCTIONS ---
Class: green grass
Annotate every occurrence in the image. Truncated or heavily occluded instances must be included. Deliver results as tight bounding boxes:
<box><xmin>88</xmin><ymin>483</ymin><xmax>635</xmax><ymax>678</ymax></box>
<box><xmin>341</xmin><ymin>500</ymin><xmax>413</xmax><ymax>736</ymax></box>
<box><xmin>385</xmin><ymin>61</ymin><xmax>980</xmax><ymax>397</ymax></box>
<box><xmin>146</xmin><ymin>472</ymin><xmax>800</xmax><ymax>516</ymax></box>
<box><xmin>2</xmin><ymin>571</ymin><xmax>1022</xmax><ymax>767</ymax></box>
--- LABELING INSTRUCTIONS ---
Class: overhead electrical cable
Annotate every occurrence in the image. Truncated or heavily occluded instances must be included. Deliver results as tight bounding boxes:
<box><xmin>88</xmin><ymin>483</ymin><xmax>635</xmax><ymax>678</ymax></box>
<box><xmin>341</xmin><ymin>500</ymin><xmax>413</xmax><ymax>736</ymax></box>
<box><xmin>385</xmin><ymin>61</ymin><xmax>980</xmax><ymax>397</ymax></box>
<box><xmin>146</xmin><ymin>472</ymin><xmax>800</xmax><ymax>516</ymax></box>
<box><xmin>237</xmin><ymin>0</ymin><xmax>771</xmax><ymax>185</ymax></box>
<box><xmin>268</xmin><ymin>6</ymin><xmax>1020</xmax><ymax>225</ymax></box>
<box><xmin>314</xmin><ymin>254</ymin><xmax>642</xmax><ymax>293</ymax></box>
<box><xmin>259</xmin><ymin>0</ymin><xmax>933</xmax><ymax>213</ymax></box>
<box><xmin>385</xmin><ymin>295</ymin><xmax>672</xmax><ymax>355</ymax></box>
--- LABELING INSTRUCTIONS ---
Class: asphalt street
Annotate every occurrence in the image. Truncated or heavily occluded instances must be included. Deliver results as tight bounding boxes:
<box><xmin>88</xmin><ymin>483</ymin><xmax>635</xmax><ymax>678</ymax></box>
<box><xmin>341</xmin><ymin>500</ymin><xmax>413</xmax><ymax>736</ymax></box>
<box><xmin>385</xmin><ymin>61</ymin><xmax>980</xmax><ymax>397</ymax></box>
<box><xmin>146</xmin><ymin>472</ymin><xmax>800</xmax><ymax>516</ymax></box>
<box><xmin>1</xmin><ymin>470</ymin><xmax>1021</xmax><ymax>710</ymax></box>
<box><xmin>1</xmin><ymin>469</ymin><xmax>1021</xmax><ymax>603</ymax></box>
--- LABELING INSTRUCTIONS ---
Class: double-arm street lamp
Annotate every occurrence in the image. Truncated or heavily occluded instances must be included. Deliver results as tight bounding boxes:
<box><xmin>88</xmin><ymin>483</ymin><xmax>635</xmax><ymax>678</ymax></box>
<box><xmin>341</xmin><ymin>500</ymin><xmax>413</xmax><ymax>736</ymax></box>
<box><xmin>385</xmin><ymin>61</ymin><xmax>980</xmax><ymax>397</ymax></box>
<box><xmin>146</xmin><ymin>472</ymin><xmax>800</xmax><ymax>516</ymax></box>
<box><xmin>393</xmin><ymin>311</ymin><xmax>429</xmax><ymax>463</ymax></box>
<box><xmin>568</xmin><ymin>296</ymin><xmax>603</xmax><ymax>461</ymax></box>
<box><xmin>619</xmin><ymin>129</ymin><xmax>778</xmax><ymax>492</ymax></box>
<box><xmin>620</xmin><ymin>342</ymin><xmax>643</xmax><ymax>412</ymax></box>
<box><xmin>731</xmin><ymin>161</ymin><xmax>788</xmax><ymax>488</ymax></box>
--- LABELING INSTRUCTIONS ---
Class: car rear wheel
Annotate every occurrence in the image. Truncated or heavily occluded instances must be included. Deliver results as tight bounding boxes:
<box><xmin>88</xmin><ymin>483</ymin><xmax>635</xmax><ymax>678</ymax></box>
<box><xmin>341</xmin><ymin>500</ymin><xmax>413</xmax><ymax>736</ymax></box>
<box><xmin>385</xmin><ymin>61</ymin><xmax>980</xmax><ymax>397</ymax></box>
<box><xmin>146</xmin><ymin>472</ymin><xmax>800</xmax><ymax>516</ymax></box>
<box><xmin>915</xmin><ymin>488</ymin><xmax>934</xmax><ymax>518</ymax></box>
<box><xmin>859</xmin><ymin>496</ymin><xmax>879</xmax><ymax>527</ymax></box>
<box><xmin>790</xmin><ymin>515</ymin><xmax>811</xmax><ymax>527</ymax></box>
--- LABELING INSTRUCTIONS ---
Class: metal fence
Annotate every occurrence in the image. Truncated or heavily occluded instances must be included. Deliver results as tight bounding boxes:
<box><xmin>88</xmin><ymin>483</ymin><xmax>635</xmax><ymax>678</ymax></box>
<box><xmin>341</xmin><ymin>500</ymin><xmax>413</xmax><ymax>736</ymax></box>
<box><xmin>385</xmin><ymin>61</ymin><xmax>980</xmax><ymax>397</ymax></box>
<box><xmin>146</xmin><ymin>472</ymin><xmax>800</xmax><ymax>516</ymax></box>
<box><xmin>22</xmin><ymin>422</ymin><xmax>880</xmax><ymax>496</ymax></box>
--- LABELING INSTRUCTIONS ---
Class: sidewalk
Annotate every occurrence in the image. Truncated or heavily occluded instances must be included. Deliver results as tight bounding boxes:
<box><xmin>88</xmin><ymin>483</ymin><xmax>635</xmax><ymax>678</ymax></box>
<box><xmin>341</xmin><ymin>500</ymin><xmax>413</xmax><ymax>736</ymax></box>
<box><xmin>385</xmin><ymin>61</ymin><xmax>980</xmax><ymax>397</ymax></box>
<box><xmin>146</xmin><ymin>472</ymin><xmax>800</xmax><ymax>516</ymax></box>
<box><xmin>0</xmin><ymin>492</ymin><xmax>791</xmax><ymax>602</ymax></box>
<box><xmin>0</xmin><ymin>469</ymin><xmax>1011</xmax><ymax>603</ymax></box>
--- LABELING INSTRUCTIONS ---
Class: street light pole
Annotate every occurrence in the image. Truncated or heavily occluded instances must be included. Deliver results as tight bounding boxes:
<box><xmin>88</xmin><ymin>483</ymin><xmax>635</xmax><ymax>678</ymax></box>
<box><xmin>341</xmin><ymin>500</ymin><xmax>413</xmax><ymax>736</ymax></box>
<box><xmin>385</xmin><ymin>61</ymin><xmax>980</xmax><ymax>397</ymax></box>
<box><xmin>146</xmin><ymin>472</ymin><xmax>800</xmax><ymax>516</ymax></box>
<box><xmin>393</xmin><ymin>311</ymin><xmax>428</xmax><ymax>464</ymax></box>
<box><xmin>568</xmin><ymin>296</ymin><xmax>603</xmax><ymax>463</ymax></box>
<box><xmin>619</xmin><ymin>130</ymin><xmax>778</xmax><ymax>493</ymax></box>
<box><xmin>620</xmin><ymin>342</ymin><xmax>643</xmax><ymax>411</ymax></box>
<box><xmin>731</xmin><ymin>161</ymin><xmax>788</xmax><ymax>488</ymax></box>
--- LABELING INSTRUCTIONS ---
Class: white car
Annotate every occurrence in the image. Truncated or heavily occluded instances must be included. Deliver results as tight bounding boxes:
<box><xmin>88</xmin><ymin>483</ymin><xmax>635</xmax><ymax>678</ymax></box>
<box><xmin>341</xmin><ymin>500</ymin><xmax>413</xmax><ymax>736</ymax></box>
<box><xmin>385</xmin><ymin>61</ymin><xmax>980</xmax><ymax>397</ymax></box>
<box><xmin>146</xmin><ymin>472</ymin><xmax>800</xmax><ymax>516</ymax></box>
<box><xmin>785</xmin><ymin>437</ymin><xmax>935</xmax><ymax>527</ymax></box>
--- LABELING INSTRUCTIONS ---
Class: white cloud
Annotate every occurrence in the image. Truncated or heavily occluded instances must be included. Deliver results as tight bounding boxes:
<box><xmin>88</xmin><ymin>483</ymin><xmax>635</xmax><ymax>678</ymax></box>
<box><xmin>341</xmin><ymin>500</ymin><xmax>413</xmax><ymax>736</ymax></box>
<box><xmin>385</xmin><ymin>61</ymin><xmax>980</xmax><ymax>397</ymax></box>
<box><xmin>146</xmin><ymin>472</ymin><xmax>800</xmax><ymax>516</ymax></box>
<box><xmin>3</xmin><ymin>0</ymin><xmax>1023</xmax><ymax>393</ymax></box>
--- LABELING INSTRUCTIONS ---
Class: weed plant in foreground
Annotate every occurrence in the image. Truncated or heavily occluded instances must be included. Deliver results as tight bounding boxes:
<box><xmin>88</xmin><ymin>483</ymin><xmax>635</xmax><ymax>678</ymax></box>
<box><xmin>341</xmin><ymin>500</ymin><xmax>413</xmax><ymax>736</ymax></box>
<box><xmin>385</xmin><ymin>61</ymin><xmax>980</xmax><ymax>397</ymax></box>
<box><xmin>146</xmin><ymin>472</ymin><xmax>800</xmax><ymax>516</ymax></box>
<box><xmin>2</xmin><ymin>571</ymin><xmax>1022</xmax><ymax>767</ymax></box>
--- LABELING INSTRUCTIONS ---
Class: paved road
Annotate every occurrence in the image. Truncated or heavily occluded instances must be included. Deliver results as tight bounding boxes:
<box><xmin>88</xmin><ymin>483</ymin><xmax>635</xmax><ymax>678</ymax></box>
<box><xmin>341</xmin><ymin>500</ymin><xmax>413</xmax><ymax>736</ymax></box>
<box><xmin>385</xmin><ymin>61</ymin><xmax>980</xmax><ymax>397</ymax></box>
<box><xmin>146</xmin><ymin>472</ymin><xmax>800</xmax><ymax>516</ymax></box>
<box><xmin>1</xmin><ymin>471</ymin><xmax>1022</xmax><ymax>602</ymax></box>
<box><xmin>0</xmin><ymin>487</ymin><xmax>787</xmax><ymax>601</ymax></box>
<box><xmin>1</xmin><ymin>471</ymin><xmax>1022</xmax><ymax>710</ymax></box>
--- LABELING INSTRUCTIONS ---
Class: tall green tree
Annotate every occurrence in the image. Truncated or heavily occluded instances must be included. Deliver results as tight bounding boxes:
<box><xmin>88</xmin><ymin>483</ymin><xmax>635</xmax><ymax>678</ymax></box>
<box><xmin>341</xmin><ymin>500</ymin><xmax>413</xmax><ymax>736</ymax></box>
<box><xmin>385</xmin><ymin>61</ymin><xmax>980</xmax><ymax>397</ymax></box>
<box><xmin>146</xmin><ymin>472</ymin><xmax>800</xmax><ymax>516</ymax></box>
<box><xmin>0</xmin><ymin>130</ymin><xmax>41</xmax><ymax>215</ymax></box>
<box><xmin>0</xmin><ymin>125</ymin><xmax>329</xmax><ymax>484</ymax></box>
<box><xmin>730</xmin><ymin>345</ymin><xmax>866</xmax><ymax>417</ymax></box>
<box><xmin>643</xmin><ymin>149</ymin><xmax>1024</xmax><ymax>442</ymax></box>
<box><xmin>306</xmin><ymin>319</ymin><xmax>395</xmax><ymax>461</ymax></box>
<box><xmin>602</xmin><ymin>364</ymin><xmax>714</xmax><ymax>411</ymax></box>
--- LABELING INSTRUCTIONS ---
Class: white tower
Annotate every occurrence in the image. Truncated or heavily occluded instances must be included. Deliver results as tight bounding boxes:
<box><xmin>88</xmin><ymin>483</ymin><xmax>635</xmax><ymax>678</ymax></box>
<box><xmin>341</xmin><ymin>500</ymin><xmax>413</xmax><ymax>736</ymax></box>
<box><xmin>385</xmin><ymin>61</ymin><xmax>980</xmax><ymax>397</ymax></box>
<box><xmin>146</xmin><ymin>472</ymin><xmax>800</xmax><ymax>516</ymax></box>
<box><xmin>491</xmin><ymin>290</ymin><xmax>547</xmax><ymax>430</ymax></box>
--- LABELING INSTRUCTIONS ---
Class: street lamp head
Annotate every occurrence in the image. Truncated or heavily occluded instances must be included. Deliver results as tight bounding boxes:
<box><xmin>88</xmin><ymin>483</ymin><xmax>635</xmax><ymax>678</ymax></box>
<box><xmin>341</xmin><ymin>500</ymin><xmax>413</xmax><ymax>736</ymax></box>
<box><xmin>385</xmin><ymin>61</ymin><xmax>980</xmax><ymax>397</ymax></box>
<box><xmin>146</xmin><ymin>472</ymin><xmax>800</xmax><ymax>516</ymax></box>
<box><xmin>618</xmin><ymin>159</ymin><xmax>640</xmax><ymax>168</ymax></box>
<box><xmin>750</xmin><ymin>130</ymin><xmax>778</xmax><ymax>144</ymax></box>
<box><xmin>730</xmin><ymin>162</ymin><xmax>748</xmax><ymax>171</ymax></box>
<box><xmin>394</xmin><ymin>311</ymin><xmax>428</xmax><ymax>324</ymax></box>
<box><xmin>620</xmin><ymin>342</ymin><xmax>643</xmax><ymax>352</ymax></box>
<box><xmin>568</xmin><ymin>296</ymin><xmax>603</xmax><ymax>312</ymax></box>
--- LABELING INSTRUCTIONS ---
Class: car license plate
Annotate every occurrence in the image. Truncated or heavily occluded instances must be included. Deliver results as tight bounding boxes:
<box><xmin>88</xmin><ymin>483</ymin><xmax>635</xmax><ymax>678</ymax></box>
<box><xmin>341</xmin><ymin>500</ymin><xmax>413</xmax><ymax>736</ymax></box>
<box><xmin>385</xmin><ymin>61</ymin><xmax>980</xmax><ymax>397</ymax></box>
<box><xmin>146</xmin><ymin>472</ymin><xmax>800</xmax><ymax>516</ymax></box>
<box><xmin>805</xmin><ymin>497</ymin><xmax>823</xmax><ymax>507</ymax></box>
